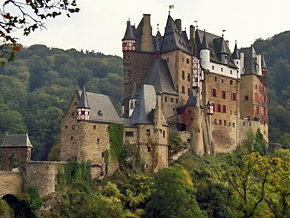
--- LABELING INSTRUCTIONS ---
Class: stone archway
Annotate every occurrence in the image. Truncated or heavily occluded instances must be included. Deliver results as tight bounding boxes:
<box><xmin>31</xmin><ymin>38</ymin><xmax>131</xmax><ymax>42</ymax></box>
<box><xmin>2</xmin><ymin>194</ymin><xmax>35</xmax><ymax>218</ymax></box>
<box><xmin>8</xmin><ymin>155</ymin><xmax>20</xmax><ymax>171</ymax></box>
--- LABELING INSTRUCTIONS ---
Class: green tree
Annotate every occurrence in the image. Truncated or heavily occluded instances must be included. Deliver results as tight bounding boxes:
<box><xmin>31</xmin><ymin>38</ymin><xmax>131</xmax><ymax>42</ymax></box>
<box><xmin>47</xmin><ymin>143</ymin><xmax>61</xmax><ymax>161</ymax></box>
<box><xmin>145</xmin><ymin>165</ymin><xmax>206</xmax><ymax>218</ymax></box>
<box><xmin>278</xmin><ymin>133</ymin><xmax>290</xmax><ymax>149</ymax></box>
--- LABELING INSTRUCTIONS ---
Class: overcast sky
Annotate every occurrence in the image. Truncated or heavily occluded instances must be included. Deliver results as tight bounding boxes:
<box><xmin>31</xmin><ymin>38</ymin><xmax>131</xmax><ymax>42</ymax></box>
<box><xmin>13</xmin><ymin>0</ymin><xmax>289</xmax><ymax>57</ymax></box>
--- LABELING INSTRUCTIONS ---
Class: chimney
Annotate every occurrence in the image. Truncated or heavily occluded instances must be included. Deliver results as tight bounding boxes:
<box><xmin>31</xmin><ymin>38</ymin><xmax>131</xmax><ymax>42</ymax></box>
<box><xmin>175</xmin><ymin>19</ymin><xmax>182</xmax><ymax>31</ymax></box>
<box><xmin>143</xmin><ymin>14</ymin><xmax>151</xmax><ymax>23</ymax></box>
<box><xmin>190</xmin><ymin>25</ymin><xmax>195</xmax><ymax>40</ymax></box>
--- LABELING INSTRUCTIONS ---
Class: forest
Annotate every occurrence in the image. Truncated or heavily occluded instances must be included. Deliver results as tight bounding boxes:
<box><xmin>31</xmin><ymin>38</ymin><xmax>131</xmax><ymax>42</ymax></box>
<box><xmin>0</xmin><ymin>31</ymin><xmax>290</xmax><ymax>217</ymax></box>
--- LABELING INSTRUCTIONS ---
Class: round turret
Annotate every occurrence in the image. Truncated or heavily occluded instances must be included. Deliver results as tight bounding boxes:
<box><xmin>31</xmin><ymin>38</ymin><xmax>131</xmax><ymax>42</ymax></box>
<box><xmin>200</xmin><ymin>30</ymin><xmax>210</xmax><ymax>70</ymax></box>
<box><xmin>122</xmin><ymin>20</ymin><xmax>136</xmax><ymax>52</ymax></box>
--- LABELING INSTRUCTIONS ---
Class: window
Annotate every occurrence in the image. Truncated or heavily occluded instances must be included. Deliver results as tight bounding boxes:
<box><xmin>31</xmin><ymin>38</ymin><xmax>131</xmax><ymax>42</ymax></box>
<box><xmin>71</xmin><ymin>136</ymin><xmax>73</xmax><ymax>141</ymax></box>
<box><xmin>125</xmin><ymin>131</ymin><xmax>134</xmax><ymax>137</ymax></box>
<box><xmin>65</xmin><ymin>126</ymin><xmax>68</xmax><ymax>129</ymax></box>
<box><xmin>230</xmin><ymin>70</ymin><xmax>232</xmax><ymax>74</ymax></box>
<box><xmin>254</xmin><ymin>93</ymin><xmax>258</xmax><ymax>102</ymax></box>
<box><xmin>215</xmin><ymin>76</ymin><xmax>217</xmax><ymax>82</ymax></box>
<box><xmin>221</xmin><ymin>68</ymin><xmax>223</xmax><ymax>72</ymax></box>
<box><xmin>256</xmin><ymin>106</ymin><xmax>260</xmax><ymax>114</ymax></box>
<box><xmin>167</xmin><ymin>57</ymin><xmax>169</xmax><ymax>62</ymax></box>
<box><xmin>230</xmin><ymin>80</ymin><xmax>233</xmax><ymax>85</ymax></box>
<box><xmin>189</xmin><ymin>110</ymin><xmax>192</xmax><ymax>114</ymax></box>
<box><xmin>232</xmin><ymin>93</ymin><xmax>237</xmax><ymax>101</ymax></box>
<box><xmin>186</xmin><ymin>58</ymin><xmax>189</xmax><ymax>64</ymax></box>
<box><xmin>176</xmin><ymin>99</ymin><xmax>178</xmax><ymax>103</ymax></box>
<box><xmin>224</xmin><ymin>120</ymin><xmax>227</xmax><ymax>126</ymax></box>
<box><xmin>212</xmin><ymin>103</ymin><xmax>215</xmax><ymax>112</ymax></box>
<box><xmin>188</xmin><ymin>88</ymin><xmax>190</xmax><ymax>95</ymax></box>
<box><xmin>229</xmin><ymin>122</ymin><xmax>231</xmax><ymax>126</ymax></box>
<box><xmin>102</xmin><ymin>152</ymin><xmax>104</xmax><ymax>158</ymax></box>
<box><xmin>146</xmin><ymin>129</ymin><xmax>150</xmax><ymax>136</ymax></box>
<box><xmin>214</xmin><ymin>119</ymin><xmax>217</xmax><ymax>125</ymax></box>
<box><xmin>233</xmin><ymin>123</ymin><xmax>235</xmax><ymax>128</ymax></box>
<box><xmin>187</xmin><ymin>73</ymin><xmax>190</xmax><ymax>81</ymax></box>
<box><xmin>212</xmin><ymin>89</ymin><xmax>217</xmax><ymax>97</ymax></box>
<box><xmin>171</xmin><ymin>98</ymin><xmax>173</xmax><ymax>103</ymax></box>
<box><xmin>148</xmin><ymin>147</ymin><xmax>151</xmax><ymax>152</ymax></box>
<box><xmin>93</xmin><ymin>125</ymin><xmax>96</xmax><ymax>129</ymax></box>
<box><xmin>223</xmin><ymin>105</ymin><xmax>227</xmax><ymax>113</ymax></box>
<box><xmin>182</xmin><ymin>86</ymin><xmax>185</xmax><ymax>94</ymax></box>
<box><xmin>97</xmin><ymin>138</ymin><xmax>100</xmax><ymax>144</ymax></box>
<box><xmin>163</xmin><ymin>131</ymin><xmax>165</xmax><ymax>138</ymax></box>
<box><xmin>165</xmin><ymin>97</ymin><xmax>167</xmax><ymax>102</ymax></box>
<box><xmin>221</xmin><ymin>79</ymin><xmax>224</xmax><ymax>83</ymax></box>
<box><xmin>222</xmin><ymin>91</ymin><xmax>226</xmax><ymax>99</ymax></box>
<box><xmin>145</xmin><ymin>163</ymin><xmax>149</xmax><ymax>168</ymax></box>
<box><xmin>245</xmin><ymin>95</ymin><xmax>249</xmax><ymax>101</ymax></box>
<box><xmin>212</xmin><ymin>66</ymin><xmax>215</xmax><ymax>70</ymax></box>
<box><xmin>218</xmin><ymin>104</ymin><xmax>221</xmax><ymax>112</ymax></box>
<box><xmin>182</xmin><ymin>71</ymin><xmax>185</xmax><ymax>80</ymax></box>
<box><xmin>219</xmin><ymin>120</ymin><xmax>222</xmax><ymax>125</ymax></box>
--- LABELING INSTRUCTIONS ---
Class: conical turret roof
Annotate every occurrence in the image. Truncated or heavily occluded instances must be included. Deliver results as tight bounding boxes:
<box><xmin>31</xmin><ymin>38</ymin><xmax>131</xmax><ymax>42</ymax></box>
<box><xmin>122</xmin><ymin>20</ymin><xmax>135</xmax><ymax>41</ymax></box>
<box><xmin>130</xmin><ymin>82</ymin><xmax>138</xmax><ymax>100</ymax></box>
<box><xmin>232</xmin><ymin>40</ymin><xmax>240</xmax><ymax>59</ymax></box>
<box><xmin>77</xmin><ymin>86</ymin><xmax>90</xmax><ymax>109</ymax></box>
<box><xmin>201</xmin><ymin>30</ymin><xmax>209</xmax><ymax>50</ymax></box>
<box><xmin>262</xmin><ymin>55</ymin><xmax>267</xmax><ymax>68</ymax></box>
<box><xmin>218</xmin><ymin>36</ymin><xmax>228</xmax><ymax>54</ymax></box>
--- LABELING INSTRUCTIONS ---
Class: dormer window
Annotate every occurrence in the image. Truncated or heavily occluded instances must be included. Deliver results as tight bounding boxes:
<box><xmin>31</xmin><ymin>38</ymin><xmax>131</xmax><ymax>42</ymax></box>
<box><xmin>98</xmin><ymin>110</ymin><xmax>103</xmax><ymax>116</ymax></box>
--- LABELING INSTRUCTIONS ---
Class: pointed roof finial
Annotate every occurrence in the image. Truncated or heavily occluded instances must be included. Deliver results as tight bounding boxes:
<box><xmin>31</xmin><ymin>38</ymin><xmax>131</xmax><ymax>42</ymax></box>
<box><xmin>123</xmin><ymin>19</ymin><xmax>135</xmax><ymax>41</ymax></box>
<box><xmin>157</xmin><ymin>23</ymin><xmax>159</xmax><ymax>32</ymax></box>
<box><xmin>232</xmin><ymin>40</ymin><xmax>240</xmax><ymax>59</ymax></box>
<box><xmin>194</xmin><ymin>20</ymin><xmax>198</xmax><ymax>29</ymax></box>
<box><xmin>222</xmin><ymin>29</ymin><xmax>226</xmax><ymax>37</ymax></box>
<box><xmin>77</xmin><ymin>85</ymin><xmax>90</xmax><ymax>109</ymax></box>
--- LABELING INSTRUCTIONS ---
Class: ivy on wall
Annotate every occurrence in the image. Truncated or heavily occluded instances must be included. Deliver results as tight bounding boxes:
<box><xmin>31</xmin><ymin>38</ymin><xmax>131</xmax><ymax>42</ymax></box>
<box><xmin>108</xmin><ymin>124</ymin><xmax>124</xmax><ymax>162</ymax></box>
<box><xmin>104</xmin><ymin>150</ymin><xmax>109</xmax><ymax>175</ymax></box>
<box><xmin>58</xmin><ymin>162</ymin><xmax>91</xmax><ymax>186</ymax></box>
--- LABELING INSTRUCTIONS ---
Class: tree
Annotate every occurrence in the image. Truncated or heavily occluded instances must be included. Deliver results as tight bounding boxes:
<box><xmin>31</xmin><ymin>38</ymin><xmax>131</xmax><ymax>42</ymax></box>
<box><xmin>0</xmin><ymin>0</ymin><xmax>80</xmax><ymax>64</ymax></box>
<box><xmin>278</xmin><ymin>133</ymin><xmax>290</xmax><ymax>149</ymax></box>
<box><xmin>145</xmin><ymin>165</ymin><xmax>206</xmax><ymax>218</ymax></box>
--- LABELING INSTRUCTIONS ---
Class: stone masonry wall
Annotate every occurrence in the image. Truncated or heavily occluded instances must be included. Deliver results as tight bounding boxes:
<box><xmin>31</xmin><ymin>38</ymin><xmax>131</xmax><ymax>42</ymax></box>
<box><xmin>0</xmin><ymin>171</ymin><xmax>22</xmax><ymax>197</ymax></box>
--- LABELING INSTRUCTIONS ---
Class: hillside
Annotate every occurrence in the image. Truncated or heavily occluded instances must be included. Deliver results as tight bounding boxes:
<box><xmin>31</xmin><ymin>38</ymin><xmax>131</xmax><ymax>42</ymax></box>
<box><xmin>0</xmin><ymin>45</ymin><xmax>123</xmax><ymax>160</ymax></box>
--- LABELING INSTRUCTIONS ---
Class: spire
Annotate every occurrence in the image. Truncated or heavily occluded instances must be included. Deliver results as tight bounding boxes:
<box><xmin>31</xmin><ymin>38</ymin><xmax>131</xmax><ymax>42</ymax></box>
<box><xmin>232</xmin><ymin>40</ymin><xmax>240</xmax><ymax>59</ymax></box>
<box><xmin>77</xmin><ymin>86</ymin><xmax>90</xmax><ymax>109</ymax></box>
<box><xmin>130</xmin><ymin>82</ymin><xmax>138</xmax><ymax>100</ymax></box>
<box><xmin>201</xmin><ymin>30</ymin><xmax>209</xmax><ymax>50</ymax></box>
<box><xmin>185</xmin><ymin>89</ymin><xmax>197</xmax><ymax>106</ymax></box>
<box><xmin>122</xmin><ymin>20</ymin><xmax>135</xmax><ymax>41</ymax></box>
<box><xmin>261</xmin><ymin>55</ymin><xmax>267</xmax><ymax>68</ymax></box>
<box><xmin>219</xmin><ymin>36</ymin><xmax>228</xmax><ymax>54</ymax></box>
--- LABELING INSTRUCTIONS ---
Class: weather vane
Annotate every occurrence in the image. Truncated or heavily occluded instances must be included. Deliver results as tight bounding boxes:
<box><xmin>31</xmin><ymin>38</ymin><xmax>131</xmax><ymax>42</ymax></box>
<box><xmin>157</xmin><ymin>23</ymin><xmax>159</xmax><ymax>32</ymax></box>
<box><xmin>222</xmin><ymin>29</ymin><xmax>226</xmax><ymax>37</ymax></box>
<box><xmin>165</xmin><ymin>5</ymin><xmax>174</xmax><ymax>15</ymax></box>
<box><xmin>194</xmin><ymin>20</ymin><xmax>198</xmax><ymax>29</ymax></box>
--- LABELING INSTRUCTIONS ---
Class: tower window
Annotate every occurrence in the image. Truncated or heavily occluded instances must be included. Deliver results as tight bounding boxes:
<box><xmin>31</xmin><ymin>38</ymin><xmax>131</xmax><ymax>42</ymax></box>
<box><xmin>171</xmin><ymin>98</ymin><xmax>173</xmax><ymax>103</ymax></box>
<box><xmin>148</xmin><ymin>147</ymin><xmax>151</xmax><ymax>152</ymax></box>
<box><xmin>232</xmin><ymin>93</ymin><xmax>237</xmax><ymax>101</ymax></box>
<box><xmin>182</xmin><ymin>86</ymin><xmax>185</xmax><ymax>94</ymax></box>
<box><xmin>245</xmin><ymin>95</ymin><xmax>249</xmax><ymax>101</ymax></box>
<box><xmin>188</xmin><ymin>88</ymin><xmax>190</xmax><ymax>95</ymax></box>
<box><xmin>163</xmin><ymin>131</ymin><xmax>166</xmax><ymax>138</ymax></box>
<box><xmin>221</xmin><ymin>68</ymin><xmax>223</xmax><ymax>72</ymax></box>
<box><xmin>187</xmin><ymin>73</ymin><xmax>190</xmax><ymax>81</ymax></box>
<box><xmin>176</xmin><ymin>99</ymin><xmax>178</xmax><ymax>103</ymax></box>
<box><xmin>165</xmin><ymin>97</ymin><xmax>167</xmax><ymax>102</ymax></box>
<box><xmin>224</xmin><ymin>120</ymin><xmax>227</xmax><ymax>126</ymax></box>
<box><xmin>97</xmin><ymin>138</ymin><xmax>100</xmax><ymax>144</ymax></box>
<box><xmin>223</xmin><ymin>105</ymin><xmax>227</xmax><ymax>113</ymax></box>
<box><xmin>212</xmin><ymin>89</ymin><xmax>217</xmax><ymax>97</ymax></box>
<box><xmin>230</xmin><ymin>80</ymin><xmax>233</xmax><ymax>85</ymax></box>
<box><xmin>212</xmin><ymin>66</ymin><xmax>215</xmax><ymax>70</ymax></box>
<box><xmin>146</xmin><ymin>129</ymin><xmax>150</xmax><ymax>136</ymax></box>
<box><xmin>219</xmin><ymin>120</ymin><xmax>222</xmax><ymax>125</ymax></box>
<box><xmin>93</xmin><ymin>125</ymin><xmax>96</xmax><ymax>129</ymax></box>
<box><xmin>215</xmin><ymin>76</ymin><xmax>217</xmax><ymax>82</ymax></box>
<box><xmin>186</xmin><ymin>58</ymin><xmax>189</xmax><ymax>64</ymax></box>
<box><xmin>71</xmin><ymin>136</ymin><xmax>73</xmax><ymax>141</ymax></box>
<box><xmin>102</xmin><ymin>152</ymin><xmax>104</xmax><ymax>158</ymax></box>
<box><xmin>221</xmin><ymin>79</ymin><xmax>224</xmax><ymax>83</ymax></box>
<box><xmin>222</xmin><ymin>91</ymin><xmax>226</xmax><ymax>99</ymax></box>
<box><xmin>182</xmin><ymin>71</ymin><xmax>185</xmax><ymax>80</ymax></box>
<box><xmin>167</xmin><ymin>57</ymin><xmax>169</xmax><ymax>62</ymax></box>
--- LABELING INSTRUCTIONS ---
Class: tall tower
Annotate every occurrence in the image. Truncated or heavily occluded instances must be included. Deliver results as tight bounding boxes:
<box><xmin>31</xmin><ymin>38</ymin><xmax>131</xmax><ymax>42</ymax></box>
<box><xmin>76</xmin><ymin>86</ymin><xmax>90</xmax><ymax>121</ymax></box>
<box><xmin>200</xmin><ymin>30</ymin><xmax>210</xmax><ymax>70</ymax></box>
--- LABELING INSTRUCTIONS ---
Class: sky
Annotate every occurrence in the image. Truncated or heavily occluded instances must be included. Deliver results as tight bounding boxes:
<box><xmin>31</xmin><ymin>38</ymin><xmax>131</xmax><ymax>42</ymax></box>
<box><xmin>12</xmin><ymin>0</ymin><xmax>290</xmax><ymax>57</ymax></box>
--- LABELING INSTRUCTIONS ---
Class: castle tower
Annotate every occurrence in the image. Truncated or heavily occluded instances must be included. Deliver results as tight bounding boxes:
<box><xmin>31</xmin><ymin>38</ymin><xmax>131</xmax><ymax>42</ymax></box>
<box><xmin>122</xmin><ymin>20</ymin><xmax>136</xmax><ymax>52</ymax></box>
<box><xmin>76</xmin><ymin>86</ymin><xmax>90</xmax><ymax>121</ymax></box>
<box><xmin>232</xmin><ymin>40</ymin><xmax>240</xmax><ymax>69</ymax></box>
<box><xmin>200</xmin><ymin>30</ymin><xmax>210</xmax><ymax>70</ymax></box>
<box><xmin>217</xmin><ymin>36</ymin><xmax>229</xmax><ymax>65</ymax></box>
<box><xmin>261</xmin><ymin>55</ymin><xmax>267</xmax><ymax>78</ymax></box>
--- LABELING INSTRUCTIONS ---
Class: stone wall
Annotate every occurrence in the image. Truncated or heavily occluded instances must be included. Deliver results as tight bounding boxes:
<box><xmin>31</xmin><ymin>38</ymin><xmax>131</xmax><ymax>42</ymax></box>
<box><xmin>238</xmin><ymin>120</ymin><xmax>269</xmax><ymax>145</ymax></box>
<box><xmin>0</xmin><ymin>171</ymin><xmax>22</xmax><ymax>197</ymax></box>
<box><xmin>25</xmin><ymin>161</ymin><xmax>65</xmax><ymax>197</ymax></box>
<box><xmin>203</xmin><ymin>72</ymin><xmax>239</xmax><ymax>152</ymax></box>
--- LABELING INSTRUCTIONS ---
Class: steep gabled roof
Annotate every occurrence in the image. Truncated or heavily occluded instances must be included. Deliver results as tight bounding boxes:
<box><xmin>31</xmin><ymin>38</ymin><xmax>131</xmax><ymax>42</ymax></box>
<box><xmin>185</xmin><ymin>89</ymin><xmax>197</xmax><ymax>106</ymax></box>
<box><xmin>160</xmin><ymin>15</ymin><xmax>192</xmax><ymax>55</ymax></box>
<box><xmin>196</xmin><ymin>29</ymin><xmax>237</xmax><ymax>68</ymax></box>
<box><xmin>130</xmin><ymin>85</ymin><xmax>156</xmax><ymax>124</ymax></box>
<box><xmin>77</xmin><ymin>86</ymin><xmax>90</xmax><ymax>109</ymax></box>
<box><xmin>78</xmin><ymin>91</ymin><xmax>122</xmax><ymax>124</ymax></box>
<box><xmin>232</xmin><ymin>41</ymin><xmax>239</xmax><ymax>59</ymax></box>
<box><xmin>1</xmin><ymin>134</ymin><xmax>33</xmax><ymax>148</ymax></box>
<box><xmin>144</xmin><ymin>59</ymin><xmax>177</xmax><ymax>95</ymax></box>
<box><xmin>130</xmin><ymin>82</ymin><xmax>138</xmax><ymax>100</ymax></box>
<box><xmin>240</xmin><ymin>46</ymin><xmax>258</xmax><ymax>75</ymax></box>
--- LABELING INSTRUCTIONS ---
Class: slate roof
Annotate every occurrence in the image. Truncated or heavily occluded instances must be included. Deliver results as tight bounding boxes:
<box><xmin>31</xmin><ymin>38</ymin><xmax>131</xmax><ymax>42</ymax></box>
<box><xmin>1</xmin><ymin>134</ymin><xmax>33</xmax><ymax>148</ymax></box>
<box><xmin>130</xmin><ymin>82</ymin><xmax>138</xmax><ymax>100</ymax></box>
<box><xmin>123</xmin><ymin>20</ymin><xmax>135</xmax><ymax>41</ymax></box>
<box><xmin>240</xmin><ymin>47</ymin><xmax>259</xmax><ymax>75</ymax></box>
<box><xmin>121</xmin><ymin>118</ymin><xmax>135</xmax><ymax>128</ymax></box>
<box><xmin>196</xmin><ymin>29</ymin><xmax>237</xmax><ymax>68</ymax></box>
<box><xmin>144</xmin><ymin>59</ymin><xmax>178</xmax><ymax>95</ymax></box>
<box><xmin>130</xmin><ymin>85</ymin><xmax>156</xmax><ymax>124</ymax></box>
<box><xmin>262</xmin><ymin>55</ymin><xmax>267</xmax><ymax>68</ymax></box>
<box><xmin>232</xmin><ymin>41</ymin><xmax>240</xmax><ymax>59</ymax></box>
<box><xmin>185</xmin><ymin>89</ymin><xmax>197</xmax><ymax>106</ymax></box>
<box><xmin>160</xmin><ymin>15</ymin><xmax>192</xmax><ymax>55</ymax></box>
<box><xmin>78</xmin><ymin>91</ymin><xmax>122</xmax><ymax>124</ymax></box>
<box><xmin>77</xmin><ymin>86</ymin><xmax>90</xmax><ymax>109</ymax></box>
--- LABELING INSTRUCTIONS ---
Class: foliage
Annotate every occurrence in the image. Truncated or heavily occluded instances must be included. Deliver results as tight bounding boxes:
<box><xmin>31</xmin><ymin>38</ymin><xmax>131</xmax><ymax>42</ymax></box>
<box><xmin>27</xmin><ymin>186</ymin><xmax>43</xmax><ymax>212</ymax></box>
<box><xmin>58</xmin><ymin>161</ymin><xmax>91</xmax><ymax>186</ymax></box>
<box><xmin>0</xmin><ymin>199</ymin><xmax>10</xmax><ymax>217</ymax></box>
<box><xmin>47</xmin><ymin>143</ymin><xmax>61</xmax><ymax>161</ymax></box>
<box><xmin>278</xmin><ymin>133</ymin><xmax>290</xmax><ymax>149</ymax></box>
<box><xmin>108</xmin><ymin>123</ymin><xmax>124</xmax><ymax>162</ymax></box>
<box><xmin>144</xmin><ymin>164</ymin><xmax>206</xmax><ymax>218</ymax></box>
<box><xmin>0</xmin><ymin>0</ymin><xmax>80</xmax><ymax>63</ymax></box>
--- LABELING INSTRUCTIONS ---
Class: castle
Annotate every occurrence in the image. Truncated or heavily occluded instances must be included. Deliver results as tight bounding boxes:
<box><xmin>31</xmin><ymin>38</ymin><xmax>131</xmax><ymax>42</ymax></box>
<box><xmin>0</xmin><ymin>13</ymin><xmax>268</xmax><ymax>199</ymax></box>
<box><xmin>60</xmin><ymin>13</ymin><xmax>268</xmax><ymax>177</ymax></box>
